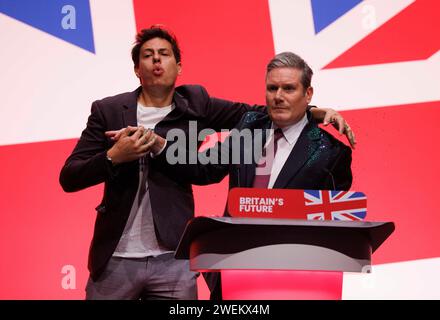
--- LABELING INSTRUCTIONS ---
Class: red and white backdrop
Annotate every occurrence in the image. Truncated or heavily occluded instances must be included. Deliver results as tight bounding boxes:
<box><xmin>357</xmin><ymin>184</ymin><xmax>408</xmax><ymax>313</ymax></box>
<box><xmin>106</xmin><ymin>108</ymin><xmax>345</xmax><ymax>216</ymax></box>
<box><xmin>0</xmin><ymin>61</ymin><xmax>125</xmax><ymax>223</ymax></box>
<box><xmin>0</xmin><ymin>0</ymin><xmax>439</xmax><ymax>299</ymax></box>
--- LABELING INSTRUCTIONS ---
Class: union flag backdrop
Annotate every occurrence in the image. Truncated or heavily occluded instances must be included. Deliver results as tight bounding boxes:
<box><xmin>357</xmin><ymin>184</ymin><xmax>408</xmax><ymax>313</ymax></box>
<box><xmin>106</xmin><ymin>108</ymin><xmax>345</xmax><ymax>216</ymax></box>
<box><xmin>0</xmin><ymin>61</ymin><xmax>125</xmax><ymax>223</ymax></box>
<box><xmin>0</xmin><ymin>0</ymin><xmax>439</xmax><ymax>299</ymax></box>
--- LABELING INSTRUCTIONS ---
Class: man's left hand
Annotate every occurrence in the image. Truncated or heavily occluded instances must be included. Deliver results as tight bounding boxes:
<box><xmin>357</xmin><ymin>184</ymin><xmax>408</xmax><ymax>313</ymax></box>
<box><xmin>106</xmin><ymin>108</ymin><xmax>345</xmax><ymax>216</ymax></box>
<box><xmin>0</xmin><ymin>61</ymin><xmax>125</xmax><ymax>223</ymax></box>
<box><xmin>311</xmin><ymin>107</ymin><xmax>356</xmax><ymax>149</ymax></box>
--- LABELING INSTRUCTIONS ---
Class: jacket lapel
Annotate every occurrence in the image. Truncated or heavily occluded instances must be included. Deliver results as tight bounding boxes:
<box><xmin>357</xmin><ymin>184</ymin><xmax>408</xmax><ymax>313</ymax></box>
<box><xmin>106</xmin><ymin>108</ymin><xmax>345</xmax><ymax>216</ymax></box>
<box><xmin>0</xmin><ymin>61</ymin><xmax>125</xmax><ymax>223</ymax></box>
<box><xmin>122</xmin><ymin>87</ymin><xmax>189</xmax><ymax>136</ymax></box>
<box><xmin>122</xmin><ymin>86</ymin><xmax>141</xmax><ymax>127</ymax></box>
<box><xmin>272</xmin><ymin>120</ymin><xmax>321</xmax><ymax>189</ymax></box>
<box><xmin>168</xmin><ymin>91</ymin><xmax>189</xmax><ymax>119</ymax></box>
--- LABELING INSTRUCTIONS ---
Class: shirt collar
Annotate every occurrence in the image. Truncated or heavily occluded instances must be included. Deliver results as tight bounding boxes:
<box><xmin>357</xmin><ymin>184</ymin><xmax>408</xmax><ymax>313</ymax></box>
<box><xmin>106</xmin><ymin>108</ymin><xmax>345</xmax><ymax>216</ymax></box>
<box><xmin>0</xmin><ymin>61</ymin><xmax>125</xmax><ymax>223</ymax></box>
<box><xmin>272</xmin><ymin>113</ymin><xmax>308</xmax><ymax>145</ymax></box>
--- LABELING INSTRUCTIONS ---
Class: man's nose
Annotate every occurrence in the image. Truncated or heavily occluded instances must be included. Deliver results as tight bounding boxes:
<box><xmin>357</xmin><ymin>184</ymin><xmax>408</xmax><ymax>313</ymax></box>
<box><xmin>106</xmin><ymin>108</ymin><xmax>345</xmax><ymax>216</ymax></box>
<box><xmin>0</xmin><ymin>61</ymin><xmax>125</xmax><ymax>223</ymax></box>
<box><xmin>152</xmin><ymin>52</ymin><xmax>161</xmax><ymax>63</ymax></box>
<box><xmin>275</xmin><ymin>88</ymin><xmax>283</xmax><ymax>102</ymax></box>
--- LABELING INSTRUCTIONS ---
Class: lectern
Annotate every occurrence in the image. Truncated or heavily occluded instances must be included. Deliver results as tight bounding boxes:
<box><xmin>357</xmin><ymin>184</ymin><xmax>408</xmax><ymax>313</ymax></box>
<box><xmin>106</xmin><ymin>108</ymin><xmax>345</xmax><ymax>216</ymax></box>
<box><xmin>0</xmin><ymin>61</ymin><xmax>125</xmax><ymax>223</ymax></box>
<box><xmin>175</xmin><ymin>216</ymin><xmax>395</xmax><ymax>299</ymax></box>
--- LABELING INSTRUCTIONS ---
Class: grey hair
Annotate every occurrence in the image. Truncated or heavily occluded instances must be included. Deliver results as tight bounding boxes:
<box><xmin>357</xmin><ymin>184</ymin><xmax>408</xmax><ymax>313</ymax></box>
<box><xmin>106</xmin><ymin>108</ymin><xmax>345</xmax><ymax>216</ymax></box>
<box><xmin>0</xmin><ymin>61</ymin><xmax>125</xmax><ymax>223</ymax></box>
<box><xmin>266</xmin><ymin>52</ymin><xmax>313</xmax><ymax>89</ymax></box>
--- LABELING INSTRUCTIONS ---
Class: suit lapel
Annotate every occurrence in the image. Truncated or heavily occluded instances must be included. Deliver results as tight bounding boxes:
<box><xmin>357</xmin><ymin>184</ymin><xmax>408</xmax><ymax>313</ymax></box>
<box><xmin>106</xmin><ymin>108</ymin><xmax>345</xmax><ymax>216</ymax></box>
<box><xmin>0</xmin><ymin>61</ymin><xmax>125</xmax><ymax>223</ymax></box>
<box><xmin>168</xmin><ymin>91</ymin><xmax>189</xmax><ymax>120</ymax></box>
<box><xmin>122</xmin><ymin>88</ymin><xmax>189</xmax><ymax>136</ymax></box>
<box><xmin>122</xmin><ymin>86</ymin><xmax>141</xmax><ymax>127</ymax></box>
<box><xmin>273</xmin><ymin>121</ymin><xmax>321</xmax><ymax>189</ymax></box>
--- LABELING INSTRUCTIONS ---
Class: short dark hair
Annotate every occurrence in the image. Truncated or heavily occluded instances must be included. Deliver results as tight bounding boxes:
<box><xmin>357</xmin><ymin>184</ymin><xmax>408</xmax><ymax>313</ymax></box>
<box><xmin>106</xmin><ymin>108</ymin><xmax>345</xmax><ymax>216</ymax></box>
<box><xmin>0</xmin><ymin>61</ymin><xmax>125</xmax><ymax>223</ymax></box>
<box><xmin>131</xmin><ymin>25</ymin><xmax>181</xmax><ymax>68</ymax></box>
<box><xmin>266</xmin><ymin>52</ymin><xmax>313</xmax><ymax>90</ymax></box>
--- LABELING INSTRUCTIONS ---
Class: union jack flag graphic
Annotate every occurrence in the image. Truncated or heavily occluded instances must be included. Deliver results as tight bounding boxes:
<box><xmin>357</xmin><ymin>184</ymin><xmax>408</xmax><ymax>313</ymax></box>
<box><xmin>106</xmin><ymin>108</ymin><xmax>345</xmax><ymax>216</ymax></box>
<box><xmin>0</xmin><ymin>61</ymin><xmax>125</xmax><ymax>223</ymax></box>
<box><xmin>304</xmin><ymin>190</ymin><xmax>367</xmax><ymax>221</ymax></box>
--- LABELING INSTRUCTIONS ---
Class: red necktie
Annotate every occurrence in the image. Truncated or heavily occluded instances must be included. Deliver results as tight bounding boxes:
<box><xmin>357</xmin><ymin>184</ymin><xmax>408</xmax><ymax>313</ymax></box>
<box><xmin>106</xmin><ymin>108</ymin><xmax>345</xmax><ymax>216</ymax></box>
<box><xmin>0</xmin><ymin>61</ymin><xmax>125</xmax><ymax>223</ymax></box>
<box><xmin>252</xmin><ymin>128</ymin><xmax>284</xmax><ymax>188</ymax></box>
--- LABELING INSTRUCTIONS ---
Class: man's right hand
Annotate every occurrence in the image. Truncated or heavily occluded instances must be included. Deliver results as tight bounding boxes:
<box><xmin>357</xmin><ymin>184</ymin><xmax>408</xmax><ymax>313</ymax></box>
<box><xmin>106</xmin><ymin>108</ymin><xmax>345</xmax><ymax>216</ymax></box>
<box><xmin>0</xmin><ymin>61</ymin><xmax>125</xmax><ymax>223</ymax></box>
<box><xmin>105</xmin><ymin>126</ymin><xmax>139</xmax><ymax>141</ymax></box>
<box><xmin>106</xmin><ymin>126</ymin><xmax>156</xmax><ymax>164</ymax></box>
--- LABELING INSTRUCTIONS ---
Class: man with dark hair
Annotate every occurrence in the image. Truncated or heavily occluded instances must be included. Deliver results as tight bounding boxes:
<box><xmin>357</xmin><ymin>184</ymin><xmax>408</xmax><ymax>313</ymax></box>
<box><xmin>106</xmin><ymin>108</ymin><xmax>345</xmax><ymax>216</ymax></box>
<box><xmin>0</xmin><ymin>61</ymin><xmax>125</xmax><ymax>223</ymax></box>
<box><xmin>60</xmin><ymin>25</ymin><xmax>355</xmax><ymax>300</ymax></box>
<box><xmin>131</xmin><ymin>25</ymin><xmax>182</xmax><ymax>68</ymax></box>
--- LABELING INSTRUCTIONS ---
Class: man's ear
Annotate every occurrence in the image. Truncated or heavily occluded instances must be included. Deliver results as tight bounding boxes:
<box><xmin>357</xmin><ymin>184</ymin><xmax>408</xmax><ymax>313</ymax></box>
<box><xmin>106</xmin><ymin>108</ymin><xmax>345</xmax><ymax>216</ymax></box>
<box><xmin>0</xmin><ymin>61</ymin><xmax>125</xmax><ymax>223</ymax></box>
<box><xmin>177</xmin><ymin>62</ymin><xmax>182</xmax><ymax>75</ymax></box>
<box><xmin>306</xmin><ymin>86</ymin><xmax>314</xmax><ymax>103</ymax></box>
<box><xmin>134</xmin><ymin>66</ymin><xmax>140</xmax><ymax>78</ymax></box>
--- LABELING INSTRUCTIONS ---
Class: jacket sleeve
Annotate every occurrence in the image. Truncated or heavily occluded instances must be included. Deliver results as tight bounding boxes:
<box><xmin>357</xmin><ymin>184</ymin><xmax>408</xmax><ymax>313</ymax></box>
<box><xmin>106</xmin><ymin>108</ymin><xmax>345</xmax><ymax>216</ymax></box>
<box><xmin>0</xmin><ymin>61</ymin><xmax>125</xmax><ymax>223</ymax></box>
<box><xmin>59</xmin><ymin>100</ymin><xmax>119</xmax><ymax>192</ymax></box>
<box><xmin>205</xmin><ymin>94</ymin><xmax>321</xmax><ymax>131</ymax></box>
<box><xmin>198</xmin><ymin>85</ymin><xmax>265</xmax><ymax>130</ymax></box>
<box><xmin>152</xmin><ymin>135</ymin><xmax>231</xmax><ymax>186</ymax></box>
<box><xmin>151</xmin><ymin>110</ymin><xmax>261</xmax><ymax>186</ymax></box>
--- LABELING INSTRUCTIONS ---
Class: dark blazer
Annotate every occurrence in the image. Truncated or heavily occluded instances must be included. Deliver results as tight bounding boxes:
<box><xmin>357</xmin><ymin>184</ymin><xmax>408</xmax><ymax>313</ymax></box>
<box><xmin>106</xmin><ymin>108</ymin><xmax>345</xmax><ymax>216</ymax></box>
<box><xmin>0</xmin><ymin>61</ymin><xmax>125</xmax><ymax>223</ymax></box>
<box><xmin>157</xmin><ymin>110</ymin><xmax>353</xmax><ymax>300</ymax></box>
<box><xmin>59</xmin><ymin>85</ymin><xmax>261</xmax><ymax>280</ymax></box>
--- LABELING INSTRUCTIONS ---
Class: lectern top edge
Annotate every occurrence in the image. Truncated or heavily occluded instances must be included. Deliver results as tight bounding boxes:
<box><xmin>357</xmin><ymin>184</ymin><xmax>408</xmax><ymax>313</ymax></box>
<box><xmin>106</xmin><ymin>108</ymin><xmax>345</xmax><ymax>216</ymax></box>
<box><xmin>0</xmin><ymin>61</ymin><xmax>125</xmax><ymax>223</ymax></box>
<box><xmin>175</xmin><ymin>216</ymin><xmax>395</xmax><ymax>259</ymax></box>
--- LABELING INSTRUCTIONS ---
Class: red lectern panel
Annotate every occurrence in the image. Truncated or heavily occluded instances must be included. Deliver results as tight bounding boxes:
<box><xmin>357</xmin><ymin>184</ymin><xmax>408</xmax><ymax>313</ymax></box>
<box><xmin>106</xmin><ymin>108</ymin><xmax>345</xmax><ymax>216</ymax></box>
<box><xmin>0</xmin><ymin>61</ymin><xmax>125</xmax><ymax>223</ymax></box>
<box><xmin>221</xmin><ymin>270</ymin><xmax>343</xmax><ymax>300</ymax></box>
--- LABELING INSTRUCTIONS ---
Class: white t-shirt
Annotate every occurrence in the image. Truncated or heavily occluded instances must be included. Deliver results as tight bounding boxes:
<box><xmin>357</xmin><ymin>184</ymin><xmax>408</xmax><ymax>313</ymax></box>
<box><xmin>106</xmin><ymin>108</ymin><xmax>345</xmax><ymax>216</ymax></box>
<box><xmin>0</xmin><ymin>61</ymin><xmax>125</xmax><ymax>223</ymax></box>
<box><xmin>113</xmin><ymin>102</ymin><xmax>174</xmax><ymax>258</ymax></box>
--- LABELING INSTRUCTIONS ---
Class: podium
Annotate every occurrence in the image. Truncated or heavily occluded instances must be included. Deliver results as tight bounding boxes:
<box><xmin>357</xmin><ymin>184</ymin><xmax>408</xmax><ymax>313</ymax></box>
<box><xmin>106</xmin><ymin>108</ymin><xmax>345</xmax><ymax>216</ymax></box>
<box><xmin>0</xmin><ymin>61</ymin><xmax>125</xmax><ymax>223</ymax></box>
<box><xmin>175</xmin><ymin>216</ymin><xmax>395</xmax><ymax>299</ymax></box>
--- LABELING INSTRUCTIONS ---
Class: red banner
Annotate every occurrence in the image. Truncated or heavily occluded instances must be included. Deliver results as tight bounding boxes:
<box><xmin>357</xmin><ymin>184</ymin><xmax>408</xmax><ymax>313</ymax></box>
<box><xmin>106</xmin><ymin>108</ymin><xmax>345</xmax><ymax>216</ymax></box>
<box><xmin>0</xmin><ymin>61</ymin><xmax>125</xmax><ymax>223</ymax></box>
<box><xmin>227</xmin><ymin>188</ymin><xmax>367</xmax><ymax>221</ymax></box>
